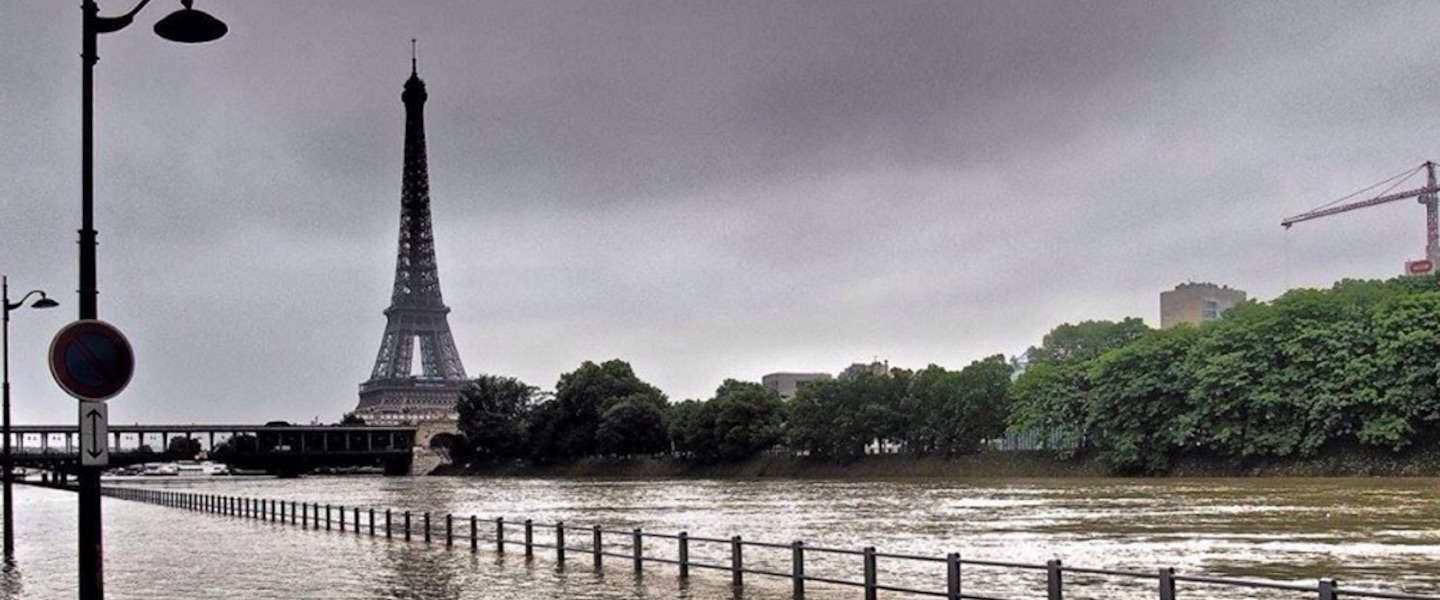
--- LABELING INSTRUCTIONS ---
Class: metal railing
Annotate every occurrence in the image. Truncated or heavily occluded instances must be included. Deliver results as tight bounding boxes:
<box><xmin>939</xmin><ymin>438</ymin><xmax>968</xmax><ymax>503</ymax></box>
<box><xmin>99</xmin><ymin>486</ymin><xmax>1439</xmax><ymax>600</ymax></box>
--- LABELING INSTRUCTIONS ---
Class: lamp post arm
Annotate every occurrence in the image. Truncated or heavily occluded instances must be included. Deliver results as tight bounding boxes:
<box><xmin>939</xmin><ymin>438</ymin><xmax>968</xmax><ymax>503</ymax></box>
<box><xmin>93</xmin><ymin>0</ymin><xmax>154</xmax><ymax>34</ymax></box>
<box><xmin>4</xmin><ymin>291</ymin><xmax>49</xmax><ymax>312</ymax></box>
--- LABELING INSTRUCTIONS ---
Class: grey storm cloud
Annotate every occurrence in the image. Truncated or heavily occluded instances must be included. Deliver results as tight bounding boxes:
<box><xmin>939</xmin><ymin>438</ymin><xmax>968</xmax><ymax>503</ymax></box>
<box><xmin>3</xmin><ymin>1</ymin><xmax>1439</xmax><ymax>424</ymax></box>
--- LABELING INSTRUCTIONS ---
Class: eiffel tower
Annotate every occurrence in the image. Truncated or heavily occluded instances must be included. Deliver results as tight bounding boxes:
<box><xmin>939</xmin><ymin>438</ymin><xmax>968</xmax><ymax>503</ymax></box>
<box><xmin>356</xmin><ymin>51</ymin><xmax>469</xmax><ymax>424</ymax></box>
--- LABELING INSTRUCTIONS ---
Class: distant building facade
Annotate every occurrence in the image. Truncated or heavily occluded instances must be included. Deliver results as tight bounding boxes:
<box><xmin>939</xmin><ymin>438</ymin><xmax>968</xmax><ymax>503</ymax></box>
<box><xmin>1160</xmin><ymin>282</ymin><xmax>1246</xmax><ymax>328</ymax></box>
<box><xmin>761</xmin><ymin>372</ymin><xmax>832</xmax><ymax>400</ymax></box>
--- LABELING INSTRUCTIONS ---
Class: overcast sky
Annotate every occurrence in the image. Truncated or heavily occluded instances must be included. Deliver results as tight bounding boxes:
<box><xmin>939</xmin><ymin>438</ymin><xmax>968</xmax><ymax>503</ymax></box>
<box><xmin>4</xmin><ymin>1</ymin><xmax>1439</xmax><ymax>425</ymax></box>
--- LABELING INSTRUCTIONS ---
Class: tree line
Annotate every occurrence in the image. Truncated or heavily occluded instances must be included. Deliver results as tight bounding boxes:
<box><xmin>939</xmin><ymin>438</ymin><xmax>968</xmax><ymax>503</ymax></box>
<box><xmin>1010</xmin><ymin>276</ymin><xmax>1440</xmax><ymax>473</ymax></box>
<box><xmin>455</xmin><ymin>355</ymin><xmax>1012</xmax><ymax>466</ymax></box>
<box><xmin>456</xmin><ymin>275</ymin><xmax>1440</xmax><ymax>474</ymax></box>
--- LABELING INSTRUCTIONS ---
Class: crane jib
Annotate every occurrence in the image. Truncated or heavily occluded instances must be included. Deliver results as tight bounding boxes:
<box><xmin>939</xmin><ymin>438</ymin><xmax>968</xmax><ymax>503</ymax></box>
<box><xmin>1280</xmin><ymin>184</ymin><xmax>1440</xmax><ymax>227</ymax></box>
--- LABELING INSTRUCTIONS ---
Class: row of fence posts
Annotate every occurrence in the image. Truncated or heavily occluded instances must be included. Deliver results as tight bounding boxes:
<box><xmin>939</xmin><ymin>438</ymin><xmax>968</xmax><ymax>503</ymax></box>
<box><xmin>98</xmin><ymin>486</ymin><xmax>1363</xmax><ymax>600</ymax></box>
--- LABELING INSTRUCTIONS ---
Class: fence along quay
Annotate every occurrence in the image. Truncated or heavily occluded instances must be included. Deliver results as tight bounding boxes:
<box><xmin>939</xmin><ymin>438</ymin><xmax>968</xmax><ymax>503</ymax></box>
<box><xmin>100</xmin><ymin>485</ymin><xmax>1437</xmax><ymax>600</ymax></box>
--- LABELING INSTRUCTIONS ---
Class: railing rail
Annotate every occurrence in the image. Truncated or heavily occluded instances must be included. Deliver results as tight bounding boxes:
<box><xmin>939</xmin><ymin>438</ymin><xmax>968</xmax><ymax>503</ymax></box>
<box><xmin>95</xmin><ymin>485</ymin><xmax>1440</xmax><ymax>600</ymax></box>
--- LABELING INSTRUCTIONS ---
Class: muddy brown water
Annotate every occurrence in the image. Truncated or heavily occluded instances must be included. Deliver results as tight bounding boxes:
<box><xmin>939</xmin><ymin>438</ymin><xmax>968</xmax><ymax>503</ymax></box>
<box><xmin>4</xmin><ymin>477</ymin><xmax>1436</xmax><ymax>599</ymax></box>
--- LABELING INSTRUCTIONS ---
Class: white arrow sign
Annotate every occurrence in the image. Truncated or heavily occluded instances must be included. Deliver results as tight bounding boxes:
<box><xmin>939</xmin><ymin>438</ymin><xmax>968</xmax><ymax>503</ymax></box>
<box><xmin>80</xmin><ymin>401</ymin><xmax>108</xmax><ymax>467</ymax></box>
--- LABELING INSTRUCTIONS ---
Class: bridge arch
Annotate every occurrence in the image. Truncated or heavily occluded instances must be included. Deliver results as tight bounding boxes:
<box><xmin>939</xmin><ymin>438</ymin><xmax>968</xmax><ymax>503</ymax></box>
<box><xmin>427</xmin><ymin>432</ymin><xmax>464</xmax><ymax>450</ymax></box>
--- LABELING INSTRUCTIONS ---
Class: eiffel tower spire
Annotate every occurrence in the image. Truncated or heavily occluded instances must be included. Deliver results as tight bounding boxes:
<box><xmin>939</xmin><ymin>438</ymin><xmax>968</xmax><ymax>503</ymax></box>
<box><xmin>357</xmin><ymin>54</ymin><xmax>469</xmax><ymax>424</ymax></box>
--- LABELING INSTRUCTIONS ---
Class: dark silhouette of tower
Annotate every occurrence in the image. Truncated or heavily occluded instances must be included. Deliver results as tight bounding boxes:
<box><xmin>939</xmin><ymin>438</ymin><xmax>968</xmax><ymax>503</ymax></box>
<box><xmin>356</xmin><ymin>52</ymin><xmax>468</xmax><ymax>424</ymax></box>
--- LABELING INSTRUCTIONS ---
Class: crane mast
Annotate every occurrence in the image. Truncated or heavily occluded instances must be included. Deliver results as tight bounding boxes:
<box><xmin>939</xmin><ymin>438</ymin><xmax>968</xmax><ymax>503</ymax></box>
<box><xmin>1281</xmin><ymin>161</ymin><xmax>1440</xmax><ymax>274</ymax></box>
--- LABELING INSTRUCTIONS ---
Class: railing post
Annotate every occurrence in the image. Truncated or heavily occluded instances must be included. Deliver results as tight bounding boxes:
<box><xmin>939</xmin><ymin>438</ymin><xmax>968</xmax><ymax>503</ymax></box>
<box><xmin>354</xmin><ymin>507</ymin><xmax>360</xmax><ymax>536</ymax></box>
<box><xmin>592</xmin><ymin>526</ymin><xmax>603</xmax><ymax>569</ymax></box>
<box><xmin>470</xmin><ymin>515</ymin><xmax>478</xmax><ymax>551</ymax></box>
<box><xmin>947</xmin><ymin>552</ymin><xmax>961</xmax><ymax>600</ymax></box>
<box><xmin>632</xmin><ymin>528</ymin><xmax>643</xmax><ymax>574</ymax></box>
<box><xmin>1047</xmin><ymin>559</ymin><xmax>1063</xmax><ymax>600</ymax></box>
<box><xmin>404</xmin><ymin>510</ymin><xmax>411</xmax><ymax>541</ymax></box>
<box><xmin>339</xmin><ymin>505</ymin><xmax>346</xmax><ymax>532</ymax></box>
<box><xmin>386</xmin><ymin>509</ymin><xmax>393</xmax><ymax>539</ymax></box>
<box><xmin>1318</xmin><ymin>579</ymin><xmax>1338</xmax><ymax>600</ymax></box>
<box><xmin>370</xmin><ymin>508</ymin><xmax>376</xmax><ymax>536</ymax></box>
<box><xmin>556</xmin><ymin>521</ymin><xmax>565</xmax><ymax>563</ymax></box>
<box><xmin>678</xmin><ymin>532</ymin><xmax>689</xmax><ymax>579</ymax></box>
<box><xmin>446</xmin><ymin>514</ymin><xmax>454</xmax><ymax>547</ymax></box>
<box><xmin>524</xmin><ymin>519</ymin><xmax>534</xmax><ymax>557</ymax></box>
<box><xmin>302</xmin><ymin>502</ymin><xmax>308</xmax><ymax>529</ymax></box>
<box><xmin>424</xmin><ymin>512</ymin><xmax>431</xmax><ymax>543</ymax></box>
<box><xmin>731</xmin><ymin>535</ymin><xmax>743</xmax><ymax>587</ymax></box>
<box><xmin>496</xmin><ymin>517</ymin><xmax>504</xmax><ymax>553</ymax></box>
<box><xmin>291</xmin><ymin>501</ymin><xmax>297</xmax><ymax>525</ymax></box>
<box><xmin>326</xmin><ymin>504</ymin><xmax>332</xmax><ymax>531</ymax></box>
<box><xmin>792</xmin><ymin>541</ymin><xmax>805</xmax><ymax>599</ymax></box>
<box><xmin>279</xmin><ymin>499</ymin><xmax>285</xmax><ymax>523</ymax></box>
<box><xmin>1159</xmin><ymin>567</ymin><xmax>1175</xmax><ymax>600</ymax></box>
<box><xmin>863</xmin><ymin>546</ymin><xmax>877</xmax><ymax>600</ymax></box>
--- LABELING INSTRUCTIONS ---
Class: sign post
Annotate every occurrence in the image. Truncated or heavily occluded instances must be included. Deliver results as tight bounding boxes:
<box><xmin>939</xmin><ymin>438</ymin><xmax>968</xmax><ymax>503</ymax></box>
<box><xmin>79</xmin><ymin>402</ymin><xmax>107</xmax><ymax>467</ymax></box>
<box><xmin>49</xmin><ymin>319</ymin><xmax>132</xmax><ymax>600</ymax></box>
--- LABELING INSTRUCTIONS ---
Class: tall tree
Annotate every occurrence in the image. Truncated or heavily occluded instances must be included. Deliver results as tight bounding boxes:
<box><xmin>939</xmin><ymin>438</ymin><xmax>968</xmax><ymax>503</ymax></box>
<box><xmin>457</xmin><ymin>375</ymin><xmax>536</xmax><ymax>463</ymax></box>
<box><xmin>548</xmin><ymin>359</ymin><xmax>668</xmax><ymax>459</ymax></box>
<box><xmin>596</xmin><ymin>395</ymin><xmax>670</xmax><ymax>457</ymax></box>
<box><xmin>1085</xmin><ymin>327</ymin><xmax>1198</xmax><ymax>474</ymax></box>
<box><xmin>1026</xmin><ymin>318</ymin><xmax>1150</xmax><ymax>365</ymax></box>
<box><xmin>710</xmin><ymin>380</ymin><xmax>786</xmax><ymax>462</ymax></box>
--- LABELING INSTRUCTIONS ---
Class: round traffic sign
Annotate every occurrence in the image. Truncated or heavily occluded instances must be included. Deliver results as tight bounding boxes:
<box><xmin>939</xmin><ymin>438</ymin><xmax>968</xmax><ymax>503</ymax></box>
<box><xmin>49</xmin><ymin>320</ymin><xmax>135</xmax><ymax>402</ymax></box>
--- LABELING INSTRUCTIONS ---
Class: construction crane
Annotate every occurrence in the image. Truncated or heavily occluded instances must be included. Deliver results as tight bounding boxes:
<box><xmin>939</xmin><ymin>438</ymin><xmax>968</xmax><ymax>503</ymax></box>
<box><xmin>1281</xmin><ymin>161</ymin><xmax>1440</xmax><ymax>275</ymax></box>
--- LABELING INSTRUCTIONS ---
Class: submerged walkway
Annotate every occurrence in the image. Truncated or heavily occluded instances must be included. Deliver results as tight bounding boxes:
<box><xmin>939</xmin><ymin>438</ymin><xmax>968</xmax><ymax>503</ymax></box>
<box><xmin>93</xmin><ymin>484</ymin><xmax>1438</xmax><ymax>600</ymax></box>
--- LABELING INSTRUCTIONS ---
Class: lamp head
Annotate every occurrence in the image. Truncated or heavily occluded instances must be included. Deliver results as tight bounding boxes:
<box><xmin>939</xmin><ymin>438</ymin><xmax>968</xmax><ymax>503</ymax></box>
<box><xmin>154</xmin><ymin>0</ymin><xmax>228</xmax><ymax>44</ymax></box>
<box><xmin>30</xmin><ymin>297</ymin><xmax>59</xmax><ymax>310</ymax></box>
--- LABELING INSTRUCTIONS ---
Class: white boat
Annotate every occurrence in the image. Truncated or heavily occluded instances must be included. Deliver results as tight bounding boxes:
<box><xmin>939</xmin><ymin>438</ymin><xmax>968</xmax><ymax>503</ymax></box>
<box><xmin>174</xmin><ymin>461</ymin><xmax>231</xmax><ymax>477</ymax></box>
<box><xmin>141</xmin><ymin>463</ymin><xmax>179</xmax><ymax>476</ymax></box>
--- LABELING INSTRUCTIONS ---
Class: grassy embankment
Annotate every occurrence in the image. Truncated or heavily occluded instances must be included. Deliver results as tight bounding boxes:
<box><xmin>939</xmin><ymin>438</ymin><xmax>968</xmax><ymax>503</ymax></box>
<box><xmin>435</xmin><ymin>446</ymin><xmax>1440</xmax><ymax>479</ymax></box>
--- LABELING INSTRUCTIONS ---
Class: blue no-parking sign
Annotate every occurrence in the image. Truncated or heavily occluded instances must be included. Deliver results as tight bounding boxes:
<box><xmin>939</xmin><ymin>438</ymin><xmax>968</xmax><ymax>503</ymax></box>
<box><xmin>48</xmin><ymin>319</ymin><xmax>134</xmax><ymax>402</ymax></box>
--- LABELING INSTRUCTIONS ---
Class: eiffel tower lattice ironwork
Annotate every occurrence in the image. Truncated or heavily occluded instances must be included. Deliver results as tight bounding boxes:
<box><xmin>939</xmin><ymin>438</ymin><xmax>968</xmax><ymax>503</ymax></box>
<box><xmin>356</xmin><ymin>54</ymin><xmax>468</xmax><ymax>424</ymax></box>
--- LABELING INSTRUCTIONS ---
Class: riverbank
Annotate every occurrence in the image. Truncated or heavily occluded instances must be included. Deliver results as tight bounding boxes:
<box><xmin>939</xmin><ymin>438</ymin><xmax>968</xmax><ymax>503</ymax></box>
<box><xmin>436</xmin><ymin>447</ymin><xmax>1440</xmax><ymax>479</ymax></box>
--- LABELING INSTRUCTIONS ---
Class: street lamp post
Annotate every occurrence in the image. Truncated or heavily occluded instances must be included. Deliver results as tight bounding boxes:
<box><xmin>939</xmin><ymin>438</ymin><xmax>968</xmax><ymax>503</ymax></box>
<box><xmin>1</xmin><ymin>277</ymin><xmax>59</xmax><ymax>559</ymax></box>
<box><xmin>77</xmin><ymin>1</ymin><xmax>226</xmax><ymax>597</ymax></box>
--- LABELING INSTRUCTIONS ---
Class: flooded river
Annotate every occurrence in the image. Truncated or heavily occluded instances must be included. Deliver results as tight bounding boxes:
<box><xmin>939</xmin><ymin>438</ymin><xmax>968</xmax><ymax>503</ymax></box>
<box><xmin>3</xmin><ymin>477</ymin><xmax>1437</xmax><ymax>599</ymax></box>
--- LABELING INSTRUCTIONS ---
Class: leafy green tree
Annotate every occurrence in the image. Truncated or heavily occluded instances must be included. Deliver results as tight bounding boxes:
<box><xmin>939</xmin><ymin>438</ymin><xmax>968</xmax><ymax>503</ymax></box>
<box><xmin>1085</xmin><ymin>327</ymin><xmax>1198</xmax><ymax>473</ymax></box>
<box><xmin>339</xmin><ymin>412</ymin><xmax>366</xmax><ymax>425</ymax></box>
<box><xmin>596</xmin><ymin>395</ymin><xmax>669</xmax><ymax>457</ymax></box>
<box><xmin>788</xmin><ymin>372</ymin><xmax>908</xmax><ymax>460</ymax></box>
<box><xmin>943</xmin><ymin>355</ymin><xmax>1012</xmax><ymax>454</ymax></box>
<box><xmin>1359</xmin><ymin>292</ymin><xmax>1440</xmax><ymax>449</ymax></box>
<box><xmin>1007</xmin><ymin>361</ymin><xmax>1090</xmax><ymax>456</ymax></box>
<box><xmin>524</xmin><ymin>400</ymin><xmax>569</xmax><ymax>463</ymax></box>
<box><xmin>667</xmin><ymin>399</ymin><xmax>719</xmax><ymax>462</ymax></box>
<box><xmin>907</xmin><ymin>357</ymin><xmax>1012</xmax><ymax>455</ymax></box>
<box><xmin>457</xmin><ymin>375</ymin><xmax>536</xmax><ymax>463</ymax></box>
<box><xmin>709</xmin><ymin>380</ymin><xmax>786</xmax><ymax>462</ymax></box>
<box><xmin>1186</xmin><ymin>289</ymin><xmax>1374</xmax><ymax>458</ymax></box>
<box><xmin>541</xmin><ymin>359</ymin><xmax>668</xmax><ymax>460</ymax></box>
<box><xmin>1026</xmin><ymin>318</ymin><xmax>1150</xmax><ymax>365</ymax></box>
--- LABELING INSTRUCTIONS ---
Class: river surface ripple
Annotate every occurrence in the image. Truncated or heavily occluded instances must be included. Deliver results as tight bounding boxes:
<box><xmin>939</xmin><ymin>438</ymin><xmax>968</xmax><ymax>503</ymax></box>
<box><xmin>3</xmin><ymin>476</ymin><xmax>1437</xmax><ymax>599</ymax></box>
